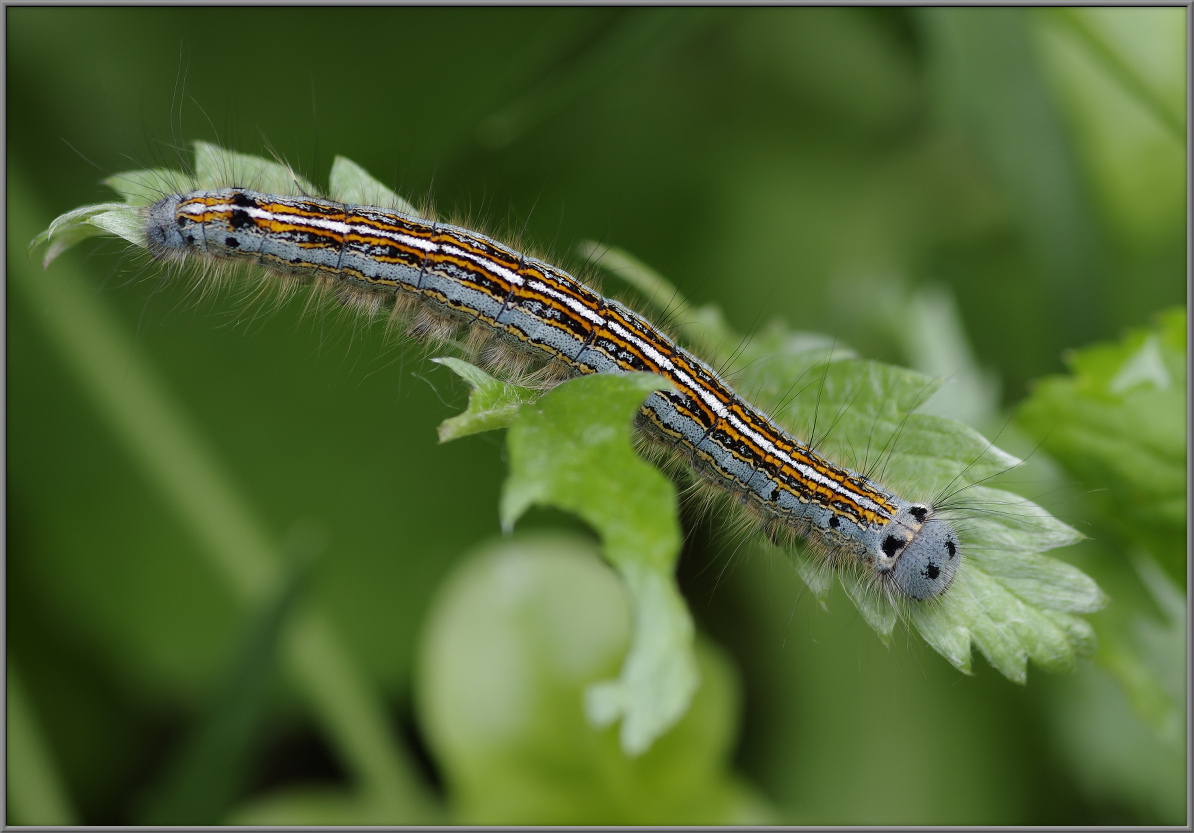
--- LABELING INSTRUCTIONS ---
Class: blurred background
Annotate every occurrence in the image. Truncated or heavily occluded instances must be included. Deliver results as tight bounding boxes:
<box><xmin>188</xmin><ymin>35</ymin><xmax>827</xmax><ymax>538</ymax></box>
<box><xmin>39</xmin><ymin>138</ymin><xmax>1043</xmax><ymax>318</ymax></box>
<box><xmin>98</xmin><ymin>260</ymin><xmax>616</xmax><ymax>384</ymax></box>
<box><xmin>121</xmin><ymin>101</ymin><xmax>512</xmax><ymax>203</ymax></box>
<box><xmin>7</xmin><ymin>7</ymin><xmax>1187</xmax><ymax>825</ymax></box>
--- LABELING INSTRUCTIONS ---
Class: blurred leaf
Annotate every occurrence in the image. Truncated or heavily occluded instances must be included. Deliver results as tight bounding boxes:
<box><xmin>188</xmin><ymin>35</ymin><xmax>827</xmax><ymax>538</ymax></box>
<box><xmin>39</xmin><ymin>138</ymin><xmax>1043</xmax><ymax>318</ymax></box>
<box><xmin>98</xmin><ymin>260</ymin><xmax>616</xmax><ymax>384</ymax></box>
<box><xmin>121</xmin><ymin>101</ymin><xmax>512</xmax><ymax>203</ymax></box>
<box><xmin>499</xmin><ymin>373</ymin><xmax>697</xmax><ymax>755</ymax></box>
<box><xmin>1043</xmin><ymin>8</ymin><xmax>1184</xmax><ymax>140</ymax></box>
<box><xmin>6</xmin><ymin>662</ymin><xmax>78</xmax><ymax>826</ymax></box>
<box><xmin>1034</xmin><ymin>8</ymin><xmax>1186</xmax><ymax>257</ymax></box>
<box><xmin>921</xmin><ymin>7</ymin><xmax>1109</xmax><ymax>351</ymax></box>
<box><xmin>416</xmin><ymin>534</ymin><xmax>775</xmax><ymax>825</ymax></box>
<box><xmin>228</xmin><ymin>786</ymin><xmax>400</xmax><ymax>826</ymax></box>
<box><xmin>139</xmin><ymin>533</ymin><xmax>317</xmax><ymax>825</ymax></box>
<box><xmin>15</xmin><ymin>168</ymin><xmax>441</xmax><ymax>823</ymax></box>
<box><xmin>476</xmin><ymin>8</ymin><xmax>707</xmax><ymax>149</ymax></box>
<box><xmin>1018</xmin><ymin>309</ymin><xmax>1186</xmax><ymax>745</ymax></box>
<box><xmin>1046</xmin><ymin>557</ymin><xmax>1185</xmax><ymax>823</ymax></box>
<box><xmin>1017</xmin><ymin>307</ymin><xmax>1187</xmax><ymax>584</ymax></box>
<box><xmin>732</xmin><ymin>7</ymin><xmax>919</xmax><ymax>135</ymax></box>
<box><xmin>887</xmin><ymin>281</ymin><xmax>1002</xmax><ymax>426</ymax></box>
<box><xmin>1096</xmin><ymin>555</ymin><xmax>1186</xmax><ymax>741</ymax></box>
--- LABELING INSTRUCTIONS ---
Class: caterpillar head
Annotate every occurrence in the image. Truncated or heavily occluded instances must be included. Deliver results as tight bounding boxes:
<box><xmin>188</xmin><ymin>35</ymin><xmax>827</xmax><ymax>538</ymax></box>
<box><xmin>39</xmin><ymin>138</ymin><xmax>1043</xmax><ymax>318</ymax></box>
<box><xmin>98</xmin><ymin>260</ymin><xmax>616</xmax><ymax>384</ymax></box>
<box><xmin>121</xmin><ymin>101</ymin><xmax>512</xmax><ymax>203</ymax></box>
<box><xmin>145</xmin><ymin>194</ymin><xmax>189</xmax><ymax>261</ymax></box>
<box><xmin>874</xmin><ymin>502</ymin><xmax>960</xmax><ymax>601</ymax></box>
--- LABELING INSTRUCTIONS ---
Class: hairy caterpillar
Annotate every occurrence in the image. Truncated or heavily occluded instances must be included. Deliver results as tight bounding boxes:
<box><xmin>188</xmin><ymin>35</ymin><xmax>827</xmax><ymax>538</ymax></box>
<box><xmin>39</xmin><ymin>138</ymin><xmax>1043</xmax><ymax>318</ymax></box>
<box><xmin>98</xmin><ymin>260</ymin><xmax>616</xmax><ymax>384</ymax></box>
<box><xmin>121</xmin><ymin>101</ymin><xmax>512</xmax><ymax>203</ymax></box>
<box><xmin>123</xmin><ymin>163</ymin><xmax>969</xmax><ymax>606</ymax></box>
<box><xmin>34</xmin><ymin>143</ymin><xmax>1104</xmax><ymax>684</ymax></box>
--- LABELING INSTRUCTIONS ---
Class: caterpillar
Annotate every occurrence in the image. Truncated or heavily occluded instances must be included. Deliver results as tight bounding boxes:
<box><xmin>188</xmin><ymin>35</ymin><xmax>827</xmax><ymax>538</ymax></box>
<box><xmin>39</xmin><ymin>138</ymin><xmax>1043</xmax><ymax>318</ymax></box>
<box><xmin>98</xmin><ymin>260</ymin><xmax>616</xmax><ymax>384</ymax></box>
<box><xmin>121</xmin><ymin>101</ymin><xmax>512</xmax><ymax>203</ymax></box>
<box><xmin>33</xmin><ymin>141</ymin><xmax>1115</xmax><ymax>688</ymax></box>
<box><xmin>41</xmin><ymin>146</ymin><xmax>966</xmax><ymax>603</ymax></box>
<box><xmin>143</xmin><ymin>189</ymin><xmax>964</xmax><ymax>605</ymax></box>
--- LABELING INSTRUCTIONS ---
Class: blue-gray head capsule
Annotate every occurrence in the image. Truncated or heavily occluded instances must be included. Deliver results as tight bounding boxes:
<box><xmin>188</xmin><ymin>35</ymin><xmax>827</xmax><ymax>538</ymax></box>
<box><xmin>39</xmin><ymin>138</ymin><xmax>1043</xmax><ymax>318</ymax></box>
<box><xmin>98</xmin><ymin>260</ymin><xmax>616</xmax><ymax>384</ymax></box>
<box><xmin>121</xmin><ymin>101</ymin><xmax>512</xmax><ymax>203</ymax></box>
<box><xmin>873</xmin><ymin>501</ymin><xmax>960</xmax><ymax>600</ymax></box>
<box><xmin>145</xmin><ymin>194</ymin><xmax>190</xmax><ymax>261</ymax></box>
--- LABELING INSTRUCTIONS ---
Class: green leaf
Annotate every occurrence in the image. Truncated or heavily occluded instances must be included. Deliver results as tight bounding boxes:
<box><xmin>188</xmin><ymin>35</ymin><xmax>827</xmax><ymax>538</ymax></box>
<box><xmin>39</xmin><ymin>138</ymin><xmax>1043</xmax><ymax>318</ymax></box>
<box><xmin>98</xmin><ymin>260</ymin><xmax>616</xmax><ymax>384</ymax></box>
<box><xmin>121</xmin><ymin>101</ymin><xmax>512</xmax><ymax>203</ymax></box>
<box><xmin>1017</xmin><ymin>309</ymin><xmax>1185</xmax><ymax>734</ymax></box>
<box><xmin>727</xmin><ymin>323</ymin><xmax>1103</xmax><ymax>682</ymax></box>
<box><xmin>31</xmin><ymin>202</ymin><xmax>134</xmax><ymax>267</ymax></box>
<box><xmin>432</xmin><ymin>358</ymin><xmax>540</xmax><ymax>442</ymax></box>
<box><xmin>104</xmin><ymin>167</ymin><xmax>197</xmax><ymax>206</ymax></box>
<box><xmin>193</xmin><ymin>141</ymin><xmax>316</xmax><ymax>195</ymax></box>
<box><xmin>32</xmin><ymin>144</ymin><xmax>423</xmax><ymax>268</ymax></box>
<box><xmin>499</xmin><ymin>373</ymin><xmax>697</xmax><ymax>755</ymax></box>
<box><xmin>1018</xmin><ymin>307</ymin><xmax>1187</xmax><ymax>583</ymax></box>
<box><xmin>87</xmin><ymin>208</ymin><xmax>149</xmax><ymax>249</ymax></box>
<box><xmin>327</xmin><ymin>156</ymin><xmax>421</xmax><ymax>217</ymax></box>
<box><xmin>434</xmin><ymin>289</ymin><xmax>1104</xmax><ymax>689</ymax></box>
<box><xmin>416</xmin><ymin>534</ymin><xmax>775</xmax><ymax>824</ymax></box>
<box><xmin>33</xmin><ymin>158</ymin><xmax>219</xmax><ymax>267</ymax></box>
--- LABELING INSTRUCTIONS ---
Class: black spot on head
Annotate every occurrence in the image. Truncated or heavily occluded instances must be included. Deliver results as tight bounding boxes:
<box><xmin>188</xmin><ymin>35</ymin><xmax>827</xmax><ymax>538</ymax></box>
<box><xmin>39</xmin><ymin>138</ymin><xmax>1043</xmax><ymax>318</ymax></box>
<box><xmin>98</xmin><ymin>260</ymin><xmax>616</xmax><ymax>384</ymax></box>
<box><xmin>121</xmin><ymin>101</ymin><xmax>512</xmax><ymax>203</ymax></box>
<box><xmin>945</xmin><ymin>539</ymin><xmax>957</xmax><ymax>558</ymax></box>
<box><xmin>224</xmin><ymin>237</ymin><xmax>239</xmax><ymax>248</ymax></box>
<box><xmin>882</xmin><ymin>535</ymin><xmax>905</xmax><ymax>558</ymax></box>
<box><xmin>910</xmin><ymin>505</ymin><xmax>928</xmax><ymax>522</ymax></box>
<box><xmin>925</xmin><ymin>563</ymin><xmax>941</xmax><ymax>580</ymax></box>
<box><xmin>231</xmin><ymin>191</ymin><xmax>256</xmax><ymax>208</ymax></box>
<box><xmin>229</xmin><ymin>209</ymin><xmax>252</xmax><ymax>230</ymax></box>
<box><xmin>829</xmin><ymin>516</ymin><xmax>840</xmax><ymax>529</ymax></box>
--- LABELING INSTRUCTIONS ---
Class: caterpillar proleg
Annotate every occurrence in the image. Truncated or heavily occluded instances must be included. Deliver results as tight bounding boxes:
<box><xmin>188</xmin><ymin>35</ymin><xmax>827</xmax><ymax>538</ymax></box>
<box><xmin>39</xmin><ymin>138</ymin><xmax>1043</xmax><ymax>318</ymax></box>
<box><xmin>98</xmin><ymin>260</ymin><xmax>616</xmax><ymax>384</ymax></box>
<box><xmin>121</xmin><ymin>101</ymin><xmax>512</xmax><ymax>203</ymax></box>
<box><xmin>35</xmin><ymin>142</ymin><xmax>1104</xmax><ymax>682</ymax></box>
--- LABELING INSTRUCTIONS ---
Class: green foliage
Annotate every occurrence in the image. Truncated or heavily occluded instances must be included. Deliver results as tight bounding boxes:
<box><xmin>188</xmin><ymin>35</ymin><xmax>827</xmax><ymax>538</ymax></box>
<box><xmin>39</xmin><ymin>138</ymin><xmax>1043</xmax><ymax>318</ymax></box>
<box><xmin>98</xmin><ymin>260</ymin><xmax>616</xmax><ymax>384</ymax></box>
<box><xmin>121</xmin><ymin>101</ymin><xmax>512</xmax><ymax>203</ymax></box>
<box><xmin>738</xmin><ymin>334</ymin><xmax>1103</xmax><ymax>679</ymax></box>
<box><xmin>499</xmin><ymin>375</ymin><xmax>695</xmax><ymax>756</ymax></box>
<box><xmin>432</xmin><ymin>358</ymin><xmax>540</xmax><ymax>442</ymax></box>
<box><xmin>10</xmin><ymin>6</ymin><xmax>1185</xmax><ymax>826</ymax></box>
<box><xmin>6</xmin><ymin>665</ymin><xmax>78</xmax><ymax>825</ymax></box>
<box><xmin>585</xmin><ymin>243</ymin><xmax>1104</xmax><ymax>682</ymax></box>
<box><xmin>436</xmin><ymin>360</ymin><xmax>696</xmax><ymax>755</ymax></box>
<box><xmin>416</xmin><ymin>534</ymin><xmax>771</xmax><ymax>824</ymax></box>
<box><xmin>328</xmin><ymin>155</ymin><xmax>422</xmax><ymax>217</ymax></box>
<box><xmin>30</xmin><ymin>202</ymin><xmax>138</xmax><ymax>265</ymax></box>
<box><xmin>1018</xmin><ymin>308</ymin><xmax>1187</xmax><ymax>790</ymax></box>
<box><xmin>32</xmin><ymin>142</ymin><xmax>1106</xmax><ymax>750</ymax></box>
<box><xmin>1018</xmin><ymin>308</ymin><xmax>1187</xmax><ymax>583</ymax></box>
<box><xmin>33</xmin><ymin>141</ymin><xmax>405</xmax><ymax>269</ymax></box>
